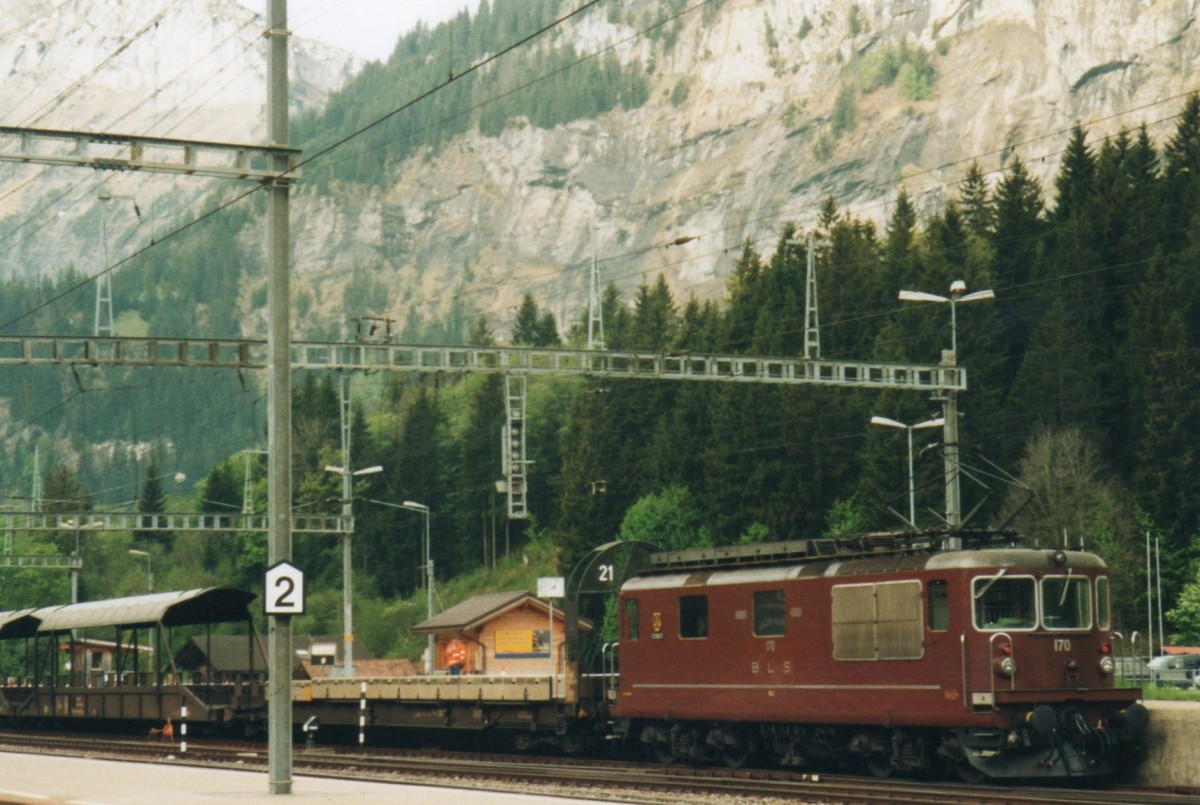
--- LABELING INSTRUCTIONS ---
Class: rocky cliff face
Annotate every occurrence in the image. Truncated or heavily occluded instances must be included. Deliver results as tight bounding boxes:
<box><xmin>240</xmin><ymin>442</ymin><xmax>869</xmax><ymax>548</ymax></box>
<box><xmin>0</xmin><ymin>0</ymin><xmax>357</xmax><ymax>283</ymax></box>
<box><xmin>286</xmin><ymin>0</ymin><xmax>1200</xmax><ymax>339</ymax></box>
<box><xmin>4</xmin><ymin>0</ymin><xmax>1198</xmax><ymax>340</ymax></box>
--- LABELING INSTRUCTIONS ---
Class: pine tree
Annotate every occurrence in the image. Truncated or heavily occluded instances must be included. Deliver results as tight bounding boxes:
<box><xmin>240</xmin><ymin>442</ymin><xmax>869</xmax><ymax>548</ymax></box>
<box><xmin>449</xmin><ymin>375</ymin><xmax>506</xmax><ymax>575</ymax></box>
<box><xmin>631</xmin><ymin>275</ymin><xmax>677</xmax><ymax>350</ymax></box>
<box><xmin>135</xmin><ymin>454</ymin><xmax>172</xmax><ymax>547</ymax></box>
<box><xmin>958</xmin><ymin>162</ymin><xmax>994</xmax><ymax>239</ymax></box>
<box><xmin>1052</xmin><ymin>125</ymin><xmax>1096</xmax><ymax>224</ymax></box>
<box><xmin>883</xmin><ymin>189</ymin><xmax>919</xmax><ymax>286</ymax></box>
<box><xmin>41</xmin><ymin>464</ymin><xmax>92</xmax><ymax>559</ymax></box>
<box><xmin>1161</xmin><ymin>93</ymin><xmax>1200</xmax><ymax>252</ymax></box>
<box><xmin>721</xmin><ymin>239</ymin><xmax>764</xmax><ymax>352</ymax></box>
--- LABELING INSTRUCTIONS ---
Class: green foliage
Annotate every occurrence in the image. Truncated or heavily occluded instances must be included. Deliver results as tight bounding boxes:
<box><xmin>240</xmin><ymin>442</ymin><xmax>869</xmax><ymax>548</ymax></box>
<box><xmin>813</xmin><ymin>133</ymin><xmax>834</xmax><ymax>161</ymax></box>
<box><xmin>763</xmin><ymin>14</ymin><xmax>779</xmax><ymax>53</ymax></box>
<box><xmin>857</xmin><ymin>38</ymin><xmax>935</xmax><ymax>100</ymax></box>
<box><xmin>825</xmin><ymin>497</ymin><xmax>865</xmax><ymax>537</ymax></box>
<box><xmin>849</xmin><ymin>5</ymin><xmax>863</xmax><ymax>36</ymax></box>
<box><xmin>669</xmin><ymin>79</ymin><xmax>689</xmax><ymax>108</ymax></box>
<box><xmin>295</xmin><ymin>2</ymin><xmax>649</xmax><ymax>189</ymax></box>
<box><xmin>342</xmin><ymin>262</ymin><xmax>390</xmax><ymax>315</ymax></box>
<box><xmin>1168</xmin><ymin>562</ymin><xmax>1200</xmax><ymax>644</ymax></box>
<box><xmin>832</xmin><ymin>86</ymin><xmax>856</xmax><ymax>133</ymax></box>
<box><xmin>618</xmin><ymin>485</ymin><xmax>713</xmax><ymax>550</ymax></box>
<box><xmin>512</xmin><ymin>293</ymin><xmax>561</xmax><ymax>346</ymax></box>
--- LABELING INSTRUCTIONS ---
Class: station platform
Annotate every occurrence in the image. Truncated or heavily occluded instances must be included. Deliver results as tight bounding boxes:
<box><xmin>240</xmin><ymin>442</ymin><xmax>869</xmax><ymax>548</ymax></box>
<box><xmin>0</xmin><ymin>750</ymin><xmax>619</xmax><ymax>804</ymax></box>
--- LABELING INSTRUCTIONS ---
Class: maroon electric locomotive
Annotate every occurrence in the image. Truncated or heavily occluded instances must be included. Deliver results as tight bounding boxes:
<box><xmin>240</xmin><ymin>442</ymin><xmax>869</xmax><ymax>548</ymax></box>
<box><xmin>610</xmin><ymin>530</ymin><xmax>1148</xmax><ymax>780</ymax></box>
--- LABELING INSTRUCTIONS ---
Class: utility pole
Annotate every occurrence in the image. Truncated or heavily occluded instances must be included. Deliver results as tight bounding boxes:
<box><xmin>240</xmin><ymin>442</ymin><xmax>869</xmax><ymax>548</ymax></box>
<box><xmin>95</xmin><ymin>190</ymin><xmax>140</xmax><ymax>341</ymax></box>
<box><xmin>265</xmin><ymin>0</ymin><xmax>293</xmax><ymax>794</ymax></box>
<box><xmin>898</xmin><ymin>281</ymin><xmax>994</xmax><ymax>545</ymax></box>
<box><xmin>803</xmin><ymin>234</ymin><xmax>820</xmax><ymax>360</ymax></box>
<box><xmin>587</xmin><ymin>227</ymin><xmax>604</xmax><ymax>350</ymax></box>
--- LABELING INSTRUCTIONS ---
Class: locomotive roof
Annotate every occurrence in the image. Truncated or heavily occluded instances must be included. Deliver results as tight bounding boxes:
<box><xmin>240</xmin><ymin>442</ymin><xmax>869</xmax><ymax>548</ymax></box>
<box><xmin>622</xmin><ymin>547</ymin><xmax>1107</xmax><ymax>591</ymax></box>
<box><xmin>0</xmin><ymin>587</ymin><xmax>256</xmax><ymax>636</ymax></box>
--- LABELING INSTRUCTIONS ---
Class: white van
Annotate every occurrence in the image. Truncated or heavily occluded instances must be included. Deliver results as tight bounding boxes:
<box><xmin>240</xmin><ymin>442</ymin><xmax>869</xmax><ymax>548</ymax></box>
<box><xmin>1148</xmin><ymin>654</ymin><xmax>1200</xmax><ymax>688</ymax></box>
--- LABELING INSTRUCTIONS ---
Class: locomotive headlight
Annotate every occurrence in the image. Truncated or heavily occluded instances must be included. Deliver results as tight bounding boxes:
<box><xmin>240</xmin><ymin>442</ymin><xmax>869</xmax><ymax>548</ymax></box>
<box><xmin>994</xmin><ymin>656</ymin><xmax>1017</xmax><ymax>678</ymax></box>
<box><xmin>1099</xmin><ymin>655</ymin><xmax>1115</xmax><ymax>675</ymax></box>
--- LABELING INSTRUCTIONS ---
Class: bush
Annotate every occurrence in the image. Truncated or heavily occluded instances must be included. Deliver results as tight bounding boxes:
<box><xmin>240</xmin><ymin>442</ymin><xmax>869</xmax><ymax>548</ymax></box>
<box><xmin>832</xmin><ymin>86</ymin><xmax>856</xmax><ymax>133</ymax></box>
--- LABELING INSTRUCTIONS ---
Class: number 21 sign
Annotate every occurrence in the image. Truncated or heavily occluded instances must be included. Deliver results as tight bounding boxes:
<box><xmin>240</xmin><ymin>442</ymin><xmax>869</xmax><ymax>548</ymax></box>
<box><xmin>265</xmin><ymin>561</ymin><xmax>306</xmax><ymax>616</ymax></box>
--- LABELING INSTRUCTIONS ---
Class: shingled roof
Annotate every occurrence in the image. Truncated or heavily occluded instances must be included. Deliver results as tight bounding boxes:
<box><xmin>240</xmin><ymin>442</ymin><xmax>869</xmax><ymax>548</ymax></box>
<box><xmin>412</xmin><ymin>590</ymin><xmax>591</xmax><ymax>634</ymax></box>
<box><xmin>412</xmin><ymin>591</ymin><xmax>538</xmax><ymax>634</ymax></box>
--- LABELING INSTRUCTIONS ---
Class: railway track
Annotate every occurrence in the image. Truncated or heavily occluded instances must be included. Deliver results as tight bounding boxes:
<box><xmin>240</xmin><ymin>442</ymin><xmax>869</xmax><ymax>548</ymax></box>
<box><xmin>0</xmin><ymin>731</ymin><xmax>1190</xmax><ymax>805</ymax></box>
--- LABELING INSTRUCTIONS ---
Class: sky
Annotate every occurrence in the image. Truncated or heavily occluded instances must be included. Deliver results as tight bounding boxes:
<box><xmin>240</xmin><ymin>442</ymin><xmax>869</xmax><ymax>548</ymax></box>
<box><xmin>243</xmin><ymin>1</ymin><xmax>481</xmax><ymax>62</ymax></box>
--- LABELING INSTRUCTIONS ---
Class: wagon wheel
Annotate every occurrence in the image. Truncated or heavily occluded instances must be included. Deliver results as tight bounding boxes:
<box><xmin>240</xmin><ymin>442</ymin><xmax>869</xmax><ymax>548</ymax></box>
<box><xmin>865</xmin><ymin>752</ymin><xmax>893</xmax><ymax>778</ymax></box>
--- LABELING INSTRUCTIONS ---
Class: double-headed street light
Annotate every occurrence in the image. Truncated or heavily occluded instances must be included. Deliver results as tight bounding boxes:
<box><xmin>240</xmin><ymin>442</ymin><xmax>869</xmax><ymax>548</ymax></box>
<box><xmin>398</xmin><ymin>500</ymin><xmax>434</xmax><ymax>674</ymax></box>
<box><xmin>324</xmin><ymin>463</ymin><xmax>383</xmax><ymax>677</ymax></box>
<box><xmin>898</xmin><ymin>280</ymin><xmax>994</xmax><ymax>539</ymax></box>
<box><xmin>897</xmin><ymin>280</ymin><xmax>995</xmax><ymax>361</ymax></box>
<box><xmin>128</xmin><ymin>549</ymin><xmax>153</xmax><ymax>593</ymax></box>
<box><xmin>869</xmin><ymin>415</ymin><xmax>945</xmax><ymax>527</ymax></box>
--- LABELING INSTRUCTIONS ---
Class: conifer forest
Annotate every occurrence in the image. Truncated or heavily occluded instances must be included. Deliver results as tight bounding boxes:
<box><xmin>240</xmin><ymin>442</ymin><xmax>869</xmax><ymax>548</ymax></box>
<box><xmin>4</xmin><ymin>1</ymin><xmax>1200</xmax><ymax>660</ymax></box>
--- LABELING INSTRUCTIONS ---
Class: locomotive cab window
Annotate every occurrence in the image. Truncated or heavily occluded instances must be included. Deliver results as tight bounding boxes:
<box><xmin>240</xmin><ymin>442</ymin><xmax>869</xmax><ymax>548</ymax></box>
<box><xmin>1041</xmin><ymin>575</ymin><xmax>1091</xmax><ymax>631</ymax></box>
<box><xmin>973</xmin><ymin>575</ymin><xmax>1036</xmax><ymax>631</ymax></box>
<box><xmin>1096</xmin><ymin>577</ymin><xmax>1111</xmax><ymax>631</ymax></box>
<box><xmin>753</xmin><ymin>590</ymin><xmax>786</xmax><ymax>637</ymax></box>
<box><xmin>625</xmin><ymin>598</ymin><xmax>639</xmax><ymax>641</ymax></box>
<box><xmin>927</xmin><ymin>580</ymin><xmax>948</xmax><ymax>631</ymax></box>
<box><xmin>679</xmin><ymin>595</ymin><xmax>708</xmax><ymax>639</ymax></box>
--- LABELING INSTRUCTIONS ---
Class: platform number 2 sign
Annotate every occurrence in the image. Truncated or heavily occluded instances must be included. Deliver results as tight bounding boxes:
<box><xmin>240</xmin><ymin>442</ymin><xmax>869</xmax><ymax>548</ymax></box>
<box><xmin>265</xmin><ymin>561</ymin><xmax>306</xmax><ymax>616</ymax></box>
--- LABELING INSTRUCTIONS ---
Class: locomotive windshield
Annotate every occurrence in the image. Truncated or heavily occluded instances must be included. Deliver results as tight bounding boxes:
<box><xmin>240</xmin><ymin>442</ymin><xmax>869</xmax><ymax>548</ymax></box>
<box><xmin>973</xmin><ymin>575</ymin><xmax>1036</xmax><ymax>630</ymax></box>
<box><xmin>1040</xmin><ymin>575</ymin><xmax>1092</xmax><ymax>631</ymax></box>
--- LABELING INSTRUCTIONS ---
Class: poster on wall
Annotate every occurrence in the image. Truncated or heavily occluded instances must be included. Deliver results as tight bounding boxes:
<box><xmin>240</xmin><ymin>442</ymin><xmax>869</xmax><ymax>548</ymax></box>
<box><xmin>495</xmin><ymin>629</ymin><xmax>550</xmax><ymax>658</ymax></box>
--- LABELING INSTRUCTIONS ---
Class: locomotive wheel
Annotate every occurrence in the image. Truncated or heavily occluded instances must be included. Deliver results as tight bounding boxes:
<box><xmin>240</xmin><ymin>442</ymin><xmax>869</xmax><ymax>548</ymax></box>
<box><xmin>954</xmin><ymin>759</ymin><xmax>986</xmax><ymax>784</ymax></box>
<box><xmin>720</xmin><ymin>730</ymin><xmax>753</xmax><ymax>769</ymax></box>
<box><xmin>865</xmin><ymin>752</ymin><xmax>893</xmax><ymax>778</ymax></box>
<box><xmin>653</xmin><ymin>742</ymin><xmax>677</xmax><ymax>764</ymax></box>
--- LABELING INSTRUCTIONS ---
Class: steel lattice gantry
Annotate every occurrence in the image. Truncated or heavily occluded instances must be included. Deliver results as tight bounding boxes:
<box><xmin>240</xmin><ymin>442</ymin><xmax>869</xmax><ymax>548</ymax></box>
<box><xmin>0</xmin><ymin>335</ymin><xmax>965</xmax><ymax>391</ymax></box>
<box><xmin>0</xmin><ymin>512</ymin><xmax>348</xmax><ymax>534</ymax></box>
<box><xmin>0</xmin><ymin>126</ymin><xmax>300</xmax><ymax>181</ymax></box>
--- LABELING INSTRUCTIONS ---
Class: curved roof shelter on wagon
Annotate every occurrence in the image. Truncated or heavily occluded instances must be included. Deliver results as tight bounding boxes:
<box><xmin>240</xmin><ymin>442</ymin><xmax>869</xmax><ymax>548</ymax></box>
<box><xmin>0</xmin><ymin>609</ymin><xmax>40</xmax><ymax>639</ymax></box>
<box><xmin>0</xmin><ymin>587</ymin><xmax>256</xmax><ymax>636</ymax></box>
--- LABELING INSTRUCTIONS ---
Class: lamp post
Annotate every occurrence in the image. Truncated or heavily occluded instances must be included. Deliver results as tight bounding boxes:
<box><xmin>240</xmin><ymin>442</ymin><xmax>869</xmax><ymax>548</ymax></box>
<box><xmin>323</xmin><ymin>463</ymin><xmax>383</xmax><ymax>677</ymax></box>
<box><xmin>869</xmin><ymin>415</ymin><xmax>945</xmax><ymax>527</ymax></box>
<box><xmin>128</xmin><ymin>549</ymin><xmax>153</xmax><ymax>593</ymax></box>
<box><xmin>898</xmin><ymin>280</ymin><xmax>994</xmax><ymax>541</ymax></box>
<box><xmin>399</xmin><ymin>500</ymin><xmax>434</xmax><ymax>674</ymax></box>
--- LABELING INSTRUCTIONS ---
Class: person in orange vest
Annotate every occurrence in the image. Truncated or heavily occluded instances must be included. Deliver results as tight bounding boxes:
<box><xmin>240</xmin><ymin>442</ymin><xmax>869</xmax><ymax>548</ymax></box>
<box><xmin>444</xmin><ymin>638</ymin><xmax>467</xmax><ymax>676</ymax></box>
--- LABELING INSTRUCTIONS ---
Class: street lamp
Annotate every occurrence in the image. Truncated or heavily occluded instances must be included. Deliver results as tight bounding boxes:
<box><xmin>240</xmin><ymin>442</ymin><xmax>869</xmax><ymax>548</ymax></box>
<box><xmin>399</xmin><ymin>500</ymin><xmax>434</xmax><ymax>674</ymax></box>
<box><xmin>870</xmin><ymin>415</ymin><xmax>945</xmax><ymax>527</ymax></box>
<box><xmin>129</xmin><ymin>549</ymin><xmax>153</xmax><ymax>593</ymax></box>
<box><xmin>897</xmin><ymin>280</ymin><xmax>995</xmax><ymax>361</ymax></box>
<box><xmin>323</xmin><ymin>463</ymin><xmax>383</xmax><ymax>677</ymax></box>
<box><xmin>898</xmin><ymin>280</ymin><xmax>994</xmax><ymax>538</ymax></box>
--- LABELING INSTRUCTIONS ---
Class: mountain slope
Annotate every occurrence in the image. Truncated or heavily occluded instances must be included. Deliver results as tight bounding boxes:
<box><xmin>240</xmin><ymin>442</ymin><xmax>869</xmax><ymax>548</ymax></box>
<box><xmin>278</xmin><ymin>0</ymin><xmax>1199</xmax><ymax>338</ymax></box>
